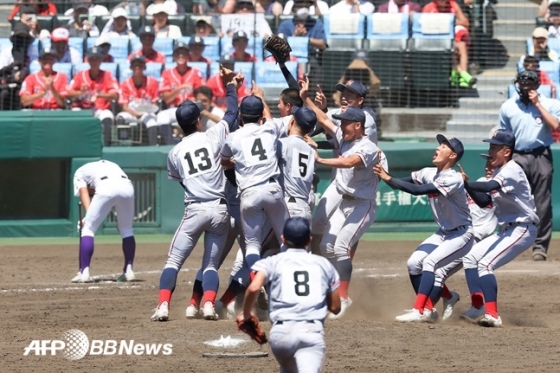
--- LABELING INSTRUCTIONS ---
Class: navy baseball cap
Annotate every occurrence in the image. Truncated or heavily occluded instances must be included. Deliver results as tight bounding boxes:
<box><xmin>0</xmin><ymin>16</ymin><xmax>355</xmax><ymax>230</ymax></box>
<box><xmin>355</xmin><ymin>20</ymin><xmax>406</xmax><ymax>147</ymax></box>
<box><xmin>335</xmin><ymin>79</ymin><xmax>367</xmax><ymax>97</ymax></box>
<box><xmin>130</xmin><ymin>54</ymin><xmax>146</xmax><ymax>66</ymax></box>
<box><xmin>176</xmin><ymin>100</ymin><xmax>201</xmax><ymax>129</ymax></box>
<box><xmin>292</xmin><ymin>107</ymin><xmax>317</xmax><ymax>134</ymax></box>
<box><xmin>283</xmin><ymin>217</ymin><xmax>311</xmax><ymax>247</ymax></box>
<box><xmin>332</xmin><ymin>106</ymin><xmax>366</xmax><ymax>125</ymax></box>
<box><xmin>239</xmin><ymin>95</ymin><xmax>264</xmax><ymax>116</ymax></box>
<box><xmin>220</xmin><ymin>54</ymin><xmax>235</xmax><ymax>66</ymax></box>
<box><xmin>189</xmin><ymin>36</ymin><xmax>205</xmax><ymax>46</ymax></box>
<box><xmin>483</xmin><ymin>129</ymin><xmax>515</xmax><ymax>148</ymax></box>
<box><xmin>138</xmin><ymin>25</ymin><xmax>155</xmax><ymax>36</ymax></box>
<box><xmin>233</xmin><ymin>30</ymin><xmax>248</xmax><ymax>42</ymax></box>
<box><xmin>86</xmin><ymin>46</ymin><xmax>104</xmax><ymax>59</ymax></box>
<box><xmin>174</xmin><ymin>41</ymin><xmax>189</xmax><ymax>53</ymax></box>
<box><xmin>436</xmin><ymin>134</ymin><xmax>464</xmax><ymax>162</ymax></box>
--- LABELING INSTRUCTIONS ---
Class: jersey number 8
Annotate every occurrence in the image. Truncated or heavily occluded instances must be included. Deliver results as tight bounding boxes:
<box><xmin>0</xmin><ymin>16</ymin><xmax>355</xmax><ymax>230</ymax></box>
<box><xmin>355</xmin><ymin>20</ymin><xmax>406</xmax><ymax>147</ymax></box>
<box><xmin>293</xmin><ymin>270</ymin><xmax>310</xmax><ymax>296</ymax></box>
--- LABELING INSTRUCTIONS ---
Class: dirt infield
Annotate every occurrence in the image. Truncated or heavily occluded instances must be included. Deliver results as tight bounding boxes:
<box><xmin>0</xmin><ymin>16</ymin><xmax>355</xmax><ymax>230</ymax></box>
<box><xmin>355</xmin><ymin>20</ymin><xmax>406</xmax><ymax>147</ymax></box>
<box><xmin>1</xmin><ymin>238</ymin><xmax>559</xmax><ymax>373</ymax></box>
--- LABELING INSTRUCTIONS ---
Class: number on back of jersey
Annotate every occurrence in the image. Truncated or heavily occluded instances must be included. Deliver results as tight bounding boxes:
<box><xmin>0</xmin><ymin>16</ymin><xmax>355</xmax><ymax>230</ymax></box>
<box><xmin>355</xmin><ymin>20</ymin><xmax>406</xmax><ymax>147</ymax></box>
<box><xmin>290</xmin><ymin>149</ymin><xmax>313</xmax><ymax>180</ymax></box>
<box><xmin>281</xmin><ymin>265</ymin><xmax>322</xmax><ymax>304</ymax></box>
<box><xmin>182</xmin><ymin>147</ymin><xmax>213</xmax><ymax>179</ymax></box>
<box><xmin>242</xmin><ymin>136</ymin><xmax>273</xmax><ymax>166</ymax></box>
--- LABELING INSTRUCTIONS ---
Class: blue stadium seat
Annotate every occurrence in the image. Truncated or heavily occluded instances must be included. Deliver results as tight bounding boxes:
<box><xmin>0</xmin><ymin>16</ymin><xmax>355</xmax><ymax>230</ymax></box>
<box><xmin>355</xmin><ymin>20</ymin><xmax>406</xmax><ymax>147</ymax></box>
<box><xmin>411</xmin><ymin>13</ymin><xmax>455</xmax><ymax>45</ymax></box>
<box><xmin>68</xmin><ymin>37</ymin><xmax>85</xmax><ymax>61</ymax></box>
<box><xmin>31</xmin><ymin>61</ymin><xmax>74</xmax><ymax>76</ymax></box>
<box><xmin>286</xmin><ymin>37</ymin><xmax>309</xmax><ymax>63</ymax></box>
<box><xmin>131</xmin><ymin>37</ymin><xmax>175</xmax><ymax>63</ymax></box>
<box><xmin>164</xmin><ymin>62</ymin><xmax>209</xmax><ymax>80</ymax></box>
<box><xmin>177</xmin><ymin>36</ymin><xmax>221</xmax><ymax>62</ymax></box>
<box><xmin>119</xmin><ymin>62</ymin><xmax>163</xmax><ymax>82</ymax></box>
<box><xmin>255</xmin><ymin>61</ymin><xmax>295</xmax><ymax>87</ymax></box>
<box><xmin>221</xmin><ymin>36</ymin><xmax>264</xmax><ymax>61</ymax></box>
<box><xmin>86</xmin><ymin>37</ymin><xmax>97</xmax><ymax>49</ymax></box>
<box><xmin>72</xmin><ymin>62</ymin><xmax>119</xmax><ymax>79</ymax></box>
<box><xmin>367</xmin><ymin>13</ymin><xmax>409</xmax><ymax>44</ymax></box>
<box><xmin>109</xmin><ymin>37</ymin><xmax>132</xmax><ymax>63</ymax></box>
<box><xmin>0</xmin><ymin>38</ymin><xmax>11</xmax><ymax>50</ymax></box>
<box><xmin>508</xmin><ymin>83</ymin><xmax>552</xmax><ymax>98</ymax></box>
<box><xmin>209</xmin><ymin>62</ymin><xmax>220</xmax><ymax>77</ymax></box>
<box><xmin>234</xmin><ymin>62</ymin><xmax>255</xmax><ymax>85</ymax></box>
<box><xmin>323</xmin><ymin>14</ymin><xmax>366</xmax><ymax>49</ymax></box>
<box><xmin>516</xmin><ymin>61</ymin><xmax>560</xmax><ymax>84</ymax></box>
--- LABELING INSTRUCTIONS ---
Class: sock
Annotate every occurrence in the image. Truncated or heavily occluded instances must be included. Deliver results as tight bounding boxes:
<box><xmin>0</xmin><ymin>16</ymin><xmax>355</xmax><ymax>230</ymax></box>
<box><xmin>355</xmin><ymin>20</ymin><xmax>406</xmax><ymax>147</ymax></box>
<box><xmin>441</xmin><ymin>285</ymin><xmax>452</xmax><ymax>300</ymax></box>
<box><xmin>425</xmin><ymin>297</ymin><xmax>434</xmax><ymax>310</ymax></box>
<box><xmin>189</xmin><ymin>279</ymin><xmax>203</xmax><ymax>307</ymax></box>
<box><xmin>479</xmin><ymin>273</ymin><xmax>498</xmax><ymax>316</ymax></box>
<box><xmin>413</xmin><ymin>294</ymin><xmax>429</xmax><ymax>313</ymax></box>
<box><xmin>79</xmin><ymin>236</ymin><xmax>95</xmax><ymax>272</ymax></box>
<box><xmin>429</xmin><ymin>285</ymin><xmax>443</xmax><ymax>306</ymax></box>
<box><xmin>339</xmin><ymin>281</ymin><xmax>350</xmax><ymax>300</ymax></box>
<box><xmin>409</xmin><ymin>274</ymin><xmax>422</xmax><ymax>294</ymax></box>
<box><xmin>122</xmin><ymin>236</ymin><xmax>135</xmax><ymax>273</ymax></box>
<box><xmin>337</xmin><ymin>258</ymin><xmax>352</xmax><ymax>299</ymax></box>
<box><xmin>471</xmin><ymin>292</ymin><xmax>484</xmax><ymax>309</ymax></box>
<box><xmin>485</xmin><ymin>301</ymin><xmax>498</xmax><ymax>318</ymax></box>
<box><xmin>203</xmin><ymin>290</ymin><xmax>217</xmax><ymax>305</ymax></box>
<box><xmin>414</xmin><ymin>271</ymin><xmax>436</xmax><ymax>311</ymax></box>
<box><xmin>220</xmin><ymin>281</ymin><xmax>246</xmax><ymax>305</ymax></box>
<box><xmin>159</xmin><ymin>268</ymin><xmax>178</xmax><ymax>306</ymax></box>
<box><xmin>202</xmin><ymin>269</ymin><xmax>219</xmax><ymax>304</ymax></box>
<box><xmin>465</xmin><ymin>268</ymin><xmax>483</xmax><ymax>296</ymax></box>
<box><xmin>158</xmin><ymin>289</ymin><xmax>173</xmax><ymax>307</ymax></box>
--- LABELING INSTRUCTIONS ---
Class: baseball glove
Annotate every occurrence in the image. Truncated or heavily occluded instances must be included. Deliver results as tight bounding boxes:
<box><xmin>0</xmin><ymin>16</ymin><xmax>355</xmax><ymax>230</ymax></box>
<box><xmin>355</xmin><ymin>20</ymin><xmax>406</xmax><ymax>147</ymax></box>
<box><xmin>236</xmin><ymin>315</ymin><xmax>268</xmax><ymax>344</ymax></box>
<box><xmin>264</xmin><ymin>34</ymin><xmax>292</xmax><ymax>65</ymax></box>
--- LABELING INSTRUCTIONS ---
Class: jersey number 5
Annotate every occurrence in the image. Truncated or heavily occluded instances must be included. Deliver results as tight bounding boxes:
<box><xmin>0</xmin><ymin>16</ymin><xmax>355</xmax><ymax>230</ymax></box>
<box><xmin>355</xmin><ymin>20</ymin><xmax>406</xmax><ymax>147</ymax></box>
<box><xmin>184</xmin><ymin>148</ymin><xmax>212</xmax><ymax>175</ymax></box>
<box><xmin>293</xmin><ymin>270</ymin><xmax>310</xmax><ymax>296</ymax></box>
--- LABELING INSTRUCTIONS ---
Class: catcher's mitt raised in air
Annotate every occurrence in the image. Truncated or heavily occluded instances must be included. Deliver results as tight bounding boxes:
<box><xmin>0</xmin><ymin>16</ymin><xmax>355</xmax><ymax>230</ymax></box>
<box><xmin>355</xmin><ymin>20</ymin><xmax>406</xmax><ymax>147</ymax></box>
<box><xmin>264</xmin><ymin>34</ymin><xmax>292</xmax><ymax>65</ymax></box>
<box><xmin>236</xmin><ymin>315</ymin><xmax>268</xmax><ymax>345</ymax></box>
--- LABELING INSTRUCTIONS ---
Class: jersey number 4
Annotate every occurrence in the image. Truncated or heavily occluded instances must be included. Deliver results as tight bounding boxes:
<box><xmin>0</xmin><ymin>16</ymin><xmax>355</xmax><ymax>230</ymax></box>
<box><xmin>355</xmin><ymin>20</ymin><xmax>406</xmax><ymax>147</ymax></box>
<box><xmin>293</xmin><ymin>270</ymin><xmax>310</xmax><ymax>296</ymax></box>
<box><xmin>251</xmin><ymin>138</ymin><xmax>268</xmax><ymax>161</ymax></box>
<box><xmin>184</xmin><ymin>148</ymin><xmax>212</xmax><ymax>175</ymax></box>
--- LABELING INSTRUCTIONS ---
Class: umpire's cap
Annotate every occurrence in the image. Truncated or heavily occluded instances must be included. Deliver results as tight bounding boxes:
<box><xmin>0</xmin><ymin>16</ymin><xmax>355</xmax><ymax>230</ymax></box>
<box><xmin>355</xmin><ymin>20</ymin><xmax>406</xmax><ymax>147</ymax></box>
<box><xmin>483</xmin><ymin>129</ymin><xmax>515</xmax><ymax>148</ymax></box>
<box><xmin>239</xmin><ymin>95</ymin><xmax>264</xmax><ymax>116</ymax></box>
<box><xmin>176</xmin><ymin>100</ymin><xmax>201</xmax><ymax>132</ymax></box>
<box><xmin>516</xmin><ymin>69</ymin><xmax>540</xmax><ymax>85</ymax></box>
<box><xmin>283</xmin><ymin>217</ymin><xmax>311</xmax><ymax>247</ymax></box>
<box><xmin>332</xmin><ymin>106</ymin><xmax>365</xmax><ymax>125</ymax></box>
<box><xmin>292</xmin><ymin>106</ymin><xmax>317</xmax><ymax>134</ymax></box>
<box><xmin>436</xmin><ymin>134</ymin><xmax>464</xmax><ymax>162</ymax></box>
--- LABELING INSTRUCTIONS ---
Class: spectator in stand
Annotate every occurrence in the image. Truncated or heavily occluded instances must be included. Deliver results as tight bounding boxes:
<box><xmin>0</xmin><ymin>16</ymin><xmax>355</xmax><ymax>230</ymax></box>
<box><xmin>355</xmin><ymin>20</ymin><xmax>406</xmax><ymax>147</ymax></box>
<box><xmin>332</xmin><ymin>50</ymin><xmax>380</xmax><ymax>106</ymax></box>
<box><xmin>100</xmin><ymin>8</ymin><xmax>137</xmax><ymax>39</ymax></box>
<box><xmin>19</xmin><ymin>5</ymin><xmax>50</xmax><ymax>40</ymax></box>
<box><xmin>63</xmin><ymin>0</ymin><xmax>109</xmax><ymax>17</ymax></box>
<box><xmin>377</xmin><ymin>0</ymin><xmax>421</xmax><ymax>13</ymax></box>
<box><xmin>277</xmin><ymin>8</ymin><xmax>327</xmax><ymax>51</ymax></box>
<box><xmin>222</xmin><ymin>0</ymin><xmax>272</xmax><ymax>38</ymax></box>
<box><xmin>330</xmin><ymin>0</ymin><xmax>375</xmax><ymax>15</ymax></box>
<box><xmin>116</xmin><ymin>55</ymin><xmax>161</xmax><ymax>144</ymax></box>
<box><xmin>66</xmin><ymin>2</ymin><xmax>100</xmax><ymax>38</ymax></box>
<box><xmin>150</xmin><ymin>4</ymin><xmax>182</xmax><ymax>39</ymax></box>
<box><xmin>194</xmin><ymin>86</ymin><xmax>225</xmax><ymax>131</ymax></box>
<box><xmin>67</xmin><ymin>47</ymin><xmax>119</xmax><ymax>146</ymax></box>
<box><xmin>283</xmin><ymin>0</ymin><xmax>330</xmax><ymax>15</ymax></box>
<box><xmin>50</xmin><ymin>27</ymin><xmax>83</xmax><ymax>64</ymax></box>
<box><xmin>0</xmin><ymin>23</ymin><xmax>34</xmax><ymax>110</ymax></box>
<box><xmin>156</xmin><ymin>42</ymin><xmax>204</xmax><ymax>145</ymax></box>
<box><xmin>146</xmin><ymin>0</ymin><xmax>181</xmax><ymax>15</ymax></box>
<box><xmin>85</xmin><ymin>35</ymin><xmax>114</xmax><ymax>63</ymax></box>
<box><xmin>258</xmin><ymin>0</ymin><xmax>284</xmax><ymax>14</ymax></box>
<box><xmin>0</xmin><ymin>22</ymin><xmax>36</xmax><ymax>70</ymax></box>
<box><xmin>423</xmin><ymin>0</ymin><xmax>475</xmax><ymax>88</ymax></box>
<box><xmin>8</xmin><ymin>0</ymin><xmax>57</xmax><ymax>22</ymax></box>
<box><xmin>549</xmin><ymin>4</ymin><xmax>560</xmax><ymax>38</ymax></box>
<box><xmin>189</xmin><ymin>36</ymin><xmax>211</xmax><ymax>64</ymax></box>
<box><xmin>194</xmin><ymin>17</ymin><xmax>217</xmax><ymax>36</ymax></box>
<box><xmin>19</xmin><ymin>46</ymin><xmax>68</xmax><ymax>110</ymax></box>
<box><xmin>227</xmin><ymin>31</ymin><xmax>258</xmax><ymax>62</ymax></box>
<box><xmin>206</xmin><ymin>54</ymin><xmax>250</xmax><ymax>109</ymax></box>
<box><xmin>128</xmin><ymin>26</ymin><xmax>166</xmax><ymax>63</ymax></box>
<box><xmin>523</xmin><ymin>55</ymin><xmax>556</xmax><ymax>98</ymax></box>
<box><xmin>526</xmin><ymin>27</ymin><xmax>559</xmax><ymax>62</ymax></box>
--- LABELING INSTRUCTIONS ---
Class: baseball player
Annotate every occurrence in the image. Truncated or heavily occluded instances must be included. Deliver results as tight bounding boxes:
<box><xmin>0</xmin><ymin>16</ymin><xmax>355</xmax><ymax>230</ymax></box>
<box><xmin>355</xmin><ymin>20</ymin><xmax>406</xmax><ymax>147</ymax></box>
<box><xmin>374</xmin><ymin>135</ymin><xmax>475</xmax><ymax>323</ymax></box>
<box><xmin>116</xmin><ymin>55</ymin><xmax>160</xmax><ymax>145</ymax></box>
<box><xmin>300</xmin><ymin>77</ymin><xmax>380</xmax><ymax>319</ymax></box>
<box><xmin>239</xmin><ymin>217</ymin><xmax>341</xmax><ymax>373</ymax></box>
<box><xmin>67</xmin><ymin>46</ymin><xmax>119</xmax><ymax>147</ymax></box>
<box><xmin>460</xmin><ymin>130</ymin><xmax>539</xmax><ymax>327</ymax></box>
<box><xmin>220</xmin><ymin>95</ymin><xmax>290</xmax><ymax>270</ymax></box>
<box><xmin>156</xmin><ymin>41</ymin><xmax>204</xmax><ymax>145</ymax></box>
<box><xmin>151</xmin><ymin>67</ymin><xmax>243</xmax><ymax>322</ymax></box>
<box><xmin>72</xmin><ymin>160</ymin><xmax>136</xmax><ymax>283</ymax></box>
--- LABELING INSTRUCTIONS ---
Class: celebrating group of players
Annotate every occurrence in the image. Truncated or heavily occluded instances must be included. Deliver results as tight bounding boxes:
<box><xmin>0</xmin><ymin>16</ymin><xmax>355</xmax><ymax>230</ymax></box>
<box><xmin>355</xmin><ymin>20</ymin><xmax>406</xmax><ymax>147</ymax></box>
<box><xmin>71</xmin><ymin>48</ymin><xmax>541</xmax><ymax>372</ymax></box>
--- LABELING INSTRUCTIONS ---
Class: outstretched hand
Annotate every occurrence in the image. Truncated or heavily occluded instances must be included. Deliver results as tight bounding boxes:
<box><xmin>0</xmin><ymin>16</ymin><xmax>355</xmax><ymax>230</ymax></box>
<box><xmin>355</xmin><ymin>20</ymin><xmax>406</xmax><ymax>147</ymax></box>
<box><xmin>457</xmin><ymin>163</ymin><xmax>469</xmax><ymax>181</ymax></box>
<box><xmin>252</xmin><ymin>80</ymin><xmax>265</xmax><ymax>99</ymax></box>
<box><xmin>373</xmin><ymin>150</ymin><xmax>391</xmax><ymax>181</ymax></box>
<box><xmin>315</xmin><ymin>84</ymin><xmax>327</xmax><ymax>110</ymax></box>
<box><xmin>299</xmin><ymin>76</ymin><xmax>310</xmax><ymax>101</ymax></box>
<box><xmin>221</xmin><ymin>64</ymin><xmax>236</xmax><ymax>85</ymax></box>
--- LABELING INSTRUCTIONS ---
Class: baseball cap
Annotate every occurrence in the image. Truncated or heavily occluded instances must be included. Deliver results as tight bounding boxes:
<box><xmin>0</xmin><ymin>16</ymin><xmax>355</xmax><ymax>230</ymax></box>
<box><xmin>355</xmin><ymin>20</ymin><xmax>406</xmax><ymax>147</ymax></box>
<box><xmin>295</xmin><ymin>8</ymin><xmax>310</xmax><ymax>20</ymax></box>
<box><xmin>516</xmin><ymin>69</ymin><xmax>540</xmax><ymax>85</ymax></box>
<box><xmin>174</xmin><ymin>41</ymin><xmax>189</xmax><ymax>53</ymax></box>
<box><xmin>138</xmin><ymin>25</ymin><xmax>155</xmax><ymax>36</ymax></box>
<box><xmin>39</xmin><ymin>46</ymin><xmax>57</xmax><ymax>59</ymax></box>
<box><xmin>332</xmin><ymin>106</ymin><xmax>366</xmax><ymax>125</ymax></box>
<box><xmin>483</xmin><ymin>129</ymin><xmax>516</xmax><ymax>148</ymax></box>
<box><xmin>353</xmin><ymin>49</ymin><xmax>368</xmax><ymax>62</ymax></box>
<box><xmin>111</xmin><ymin>7</ymin><xmax>128</xmax><ymax>19</ymax></box>
<box><xmin>220</xmin><ymin>54</ymin><xmax>235</xmax><ymax>67</ymax></box>
<box><xmin>10</xmin><ymin>22</ymin><xmax>34</xmax><ymax>42</ymax></box>
<box><xmin>233</xmin><ymin>30</ymin><xmax>248</xmax><ymax>42</ymax></box>
<box><xmin>189</xmin><ymin>36</ymin><xmax>205</xmax><ymax>47</ymax></box>
<box><xmin>51</xmin><ymin>27</ymin><xmax>70</xmax><ymax>42</ymax></box>
<box><xmin>292</xmin><ymin>107</ymin><xmax>317</xmax><ymax>134</ymax></box>
<box><xmin>480</xmin><ymin>153</ymin><xmax>491</xmax><ymax>160</ymax></box>
<box><xmin>195</xmin><ymin>16</ymin><xmax>213</xmax><ymax>27</ymax></box>
<box><xmin>175</xmin><ymin>100</ymin><xmax>201</xmax><ymax>130</ymax></box>
<box><xmin>20</xmin><ymin>5</ymin><xmax>37</xmax><ymax>15</ymax></box>
<box><xmin>94</xmin><ymin>34</ymin><xmax>111</xmax><ymax>47</ymax></box>
<box><xmin>239</xmin><ymin>95</ymin><xmax>264</xmax><ymax>116</ymax></box>
<box><xmin>283</xmin><ymin>217</ymin><xmax>311</xmax><ymax>247</ymax></box>
<box><xmin>86</xmin><ymin>46</ymin><xmax>104</xmax><ymax>59</ymax></box>
<box><xmin>73</xmin><ymin>1</ymin><xmax>89</xmax><ymax>11</ymax></box>
<box><xmin>532</xmin><ymin>27</ymin><xmax>549</xmax><ymax>39</ymax></box>
<box><xmin>151</xmin><ymin>3</ymin><xmax>168</xmax><ymax>14</ymax></box>
<box><xmin>436</xmin><ymin>134</ymin><xmax>464</xmax><ymax>162</ymax></box>
<box><xmin>130</xmin><ymin>54</ymin><xmax>146</xmax><ymax>66</ymax></box>
<box><xmin>335</xmin><ymin>79</ymin><xmax>367</xmax><ymax>97</ymax></box>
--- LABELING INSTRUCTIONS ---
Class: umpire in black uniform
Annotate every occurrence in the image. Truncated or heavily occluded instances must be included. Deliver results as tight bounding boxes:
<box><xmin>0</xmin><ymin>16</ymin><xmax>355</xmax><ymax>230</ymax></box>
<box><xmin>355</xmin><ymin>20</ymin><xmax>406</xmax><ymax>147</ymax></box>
<box><xmin>498</xmin><ymin>70</ymin><xmax>560</xmax><ymax>261</ymax></box>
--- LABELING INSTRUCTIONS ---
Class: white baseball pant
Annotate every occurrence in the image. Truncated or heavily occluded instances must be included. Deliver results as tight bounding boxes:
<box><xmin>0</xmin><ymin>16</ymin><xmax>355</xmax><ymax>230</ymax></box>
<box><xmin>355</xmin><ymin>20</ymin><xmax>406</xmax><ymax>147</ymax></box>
<box><xmin>156</xmin><ymin>107</ymin><xmax>178</xmax><ymax>126</ymax></box>
<box><xmin>270</xmin><ymin>320</ymin><xmax>326</xmax><ymax>373</ymax></box>
<box><xmin>116</xmin><ymin>112</ymin><xmax>158</xmax><ymax>128</ymax></box>
<box><xmin>311</xmin><ymin>183</ymin><xmax>342</xmax><ymax>236</ymax></box>
<box><xmin>82</xmin><ymin>178</ymin><xmax>134</xmax><ymax>238</ymax></box>
<box><xmin>285</xmin><ymin>196</ymin><xmax>312</xmax><ymax>226</ymax></box>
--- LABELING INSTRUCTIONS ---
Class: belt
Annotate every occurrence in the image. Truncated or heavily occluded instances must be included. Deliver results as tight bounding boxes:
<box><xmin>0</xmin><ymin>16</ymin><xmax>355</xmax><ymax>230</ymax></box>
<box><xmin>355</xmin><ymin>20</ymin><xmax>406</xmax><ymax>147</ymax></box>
<box><xmin>275</xmin><ymin>320</ymin><xmax>317</xmax><ymax>325</ymax></box>
<box><xmin>269</xmin><ymin>178</ymin><xmax>276</xmax><ymax>183</ymax></box>
<box><xmin>342</xmin><ymin>194</ymin><xmax>357</xmax><ymax>200</ymax></box>
<box><xmin>505</xmin><ymin>222</ymin><xmax>536</xmax><ymax>227</ymax></box>
<box><xmin>187</xmin><ymin>198</ymin><xmax>227</xmax><ymax>205</ymax></box>
<box><xmin>514</xmin><ymin>146</ymin><xmax>549</xmax><ymax>155</ymax></box>
<box><xmin>100</xmin><ymin>175</ymin><xmax>127</xmax><ymax>180</ymax></box>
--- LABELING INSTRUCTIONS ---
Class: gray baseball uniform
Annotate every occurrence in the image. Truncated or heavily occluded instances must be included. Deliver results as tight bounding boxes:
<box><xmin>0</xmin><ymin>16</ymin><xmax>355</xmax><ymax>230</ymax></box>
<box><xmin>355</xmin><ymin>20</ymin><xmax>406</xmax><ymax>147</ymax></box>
<box><xmin>252</xmin><ymin>249</ymin><xmax>340</xmax><ymax>373</ymax></box>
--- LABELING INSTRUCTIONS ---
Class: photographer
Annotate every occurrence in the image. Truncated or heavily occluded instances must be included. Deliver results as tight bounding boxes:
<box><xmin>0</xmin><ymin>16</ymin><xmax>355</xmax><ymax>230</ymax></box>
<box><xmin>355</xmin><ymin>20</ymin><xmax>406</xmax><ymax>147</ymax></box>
<box><xmin>0</xmin><ymin>23</ymin><xmax>35</xmax><ymax>110</ymax></box>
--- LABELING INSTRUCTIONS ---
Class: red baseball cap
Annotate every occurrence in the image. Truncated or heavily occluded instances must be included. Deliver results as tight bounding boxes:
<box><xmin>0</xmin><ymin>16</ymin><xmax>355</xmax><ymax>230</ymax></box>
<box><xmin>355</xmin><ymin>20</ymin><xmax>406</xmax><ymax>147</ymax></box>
<box><xmin>51</xmin><ymin>27</ymin><xmax>70</xmax><ymax>42</ymax></box>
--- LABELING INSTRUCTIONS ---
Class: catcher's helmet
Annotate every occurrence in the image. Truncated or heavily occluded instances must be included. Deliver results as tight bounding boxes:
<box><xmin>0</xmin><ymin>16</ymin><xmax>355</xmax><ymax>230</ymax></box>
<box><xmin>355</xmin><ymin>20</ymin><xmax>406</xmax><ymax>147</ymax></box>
<box><xmin>515</xmin><ymin>69</ymin><xmax>540</xmax><ymax>87</ymax></box>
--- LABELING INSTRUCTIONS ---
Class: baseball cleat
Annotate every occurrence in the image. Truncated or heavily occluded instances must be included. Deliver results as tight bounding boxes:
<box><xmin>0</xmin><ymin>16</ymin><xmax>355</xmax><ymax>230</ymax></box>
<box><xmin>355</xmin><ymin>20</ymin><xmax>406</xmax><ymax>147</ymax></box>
<box><xmin>478</xmin><ymin>314</ymin><xmax>503</xmax><ymax>328</ymax></box>
<box><xmin>460</xmin><ymin>306</ymin><xmax>485</xmax><ymax>323</ymax></box>
<box><xmin>117</xmin><ymin>269</ymin><xmax>136</xmax><ymax>282</ymax></box>
<box><xmin>329</xmin><ymin>297</ymin><xmax>352</xmax><ymax>320</ymax></box>
<box><xmin>395</xmin><ymin>308</ymin><xmax>432</xmax><ymax>323</ymax></box>
<box><xmin>442</xmin><ymin>291</ymin><xmax>460</xmax><ymax>321</ymax></box>
<box><xmin>151</xmin><ymin>301</ymin><xmax>169</xmax><ymax>322</ymax></box>
<box><xmin>71</xmin><ymin>269</ymin><xmax>92</xmax><ymax>283</ymax></box>
<box><xmin>185</xmin><ymin>304</ymin><xmax>201</xmax><ymax>319</ymax></box>
<box><xmin>427</xmin><ymin>308</ymin><xmax>439</xmax><ymax>322</ymax></box>
<box><xmin>202</xmin><ymin>301</ymin><xmax>219</xmax><ymax>321</ymax></box>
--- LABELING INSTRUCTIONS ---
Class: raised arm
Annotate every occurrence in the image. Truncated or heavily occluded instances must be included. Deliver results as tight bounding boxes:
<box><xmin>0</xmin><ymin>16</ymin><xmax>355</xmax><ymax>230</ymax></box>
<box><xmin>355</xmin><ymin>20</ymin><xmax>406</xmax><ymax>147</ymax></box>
<box><xmin>219</xmin><ymin>65</ymin><xmax>243</xmax><ymax>130</ymax></box>
<box><xmin>373</xmin><ymin>164</ymin><xmax>439</xmax><ymax>196</ymax></box>
<box><xmin>299</xmin><ymin>77</ymin><xmax>337</xmax><ymax>137</ymax></box>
